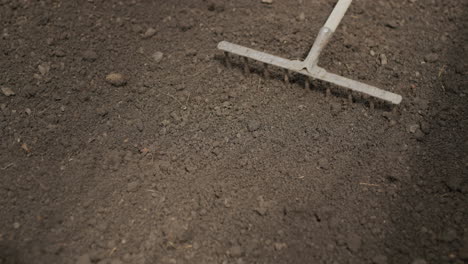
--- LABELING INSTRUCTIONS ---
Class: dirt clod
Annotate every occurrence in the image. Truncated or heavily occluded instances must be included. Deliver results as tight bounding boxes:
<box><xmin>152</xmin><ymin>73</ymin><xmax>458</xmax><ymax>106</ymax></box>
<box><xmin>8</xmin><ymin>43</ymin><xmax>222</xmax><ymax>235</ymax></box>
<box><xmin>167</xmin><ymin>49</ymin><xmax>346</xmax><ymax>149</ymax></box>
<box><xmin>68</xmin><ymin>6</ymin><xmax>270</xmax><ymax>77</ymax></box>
<box><xmin>247</xmin><ymin>120</ymin><xmax>261</xmax><ymax>132</ymax></box>
<box><xmin>82</xmin><ymin>50</ymin><xmax>98</xmax><ymax>62</ymax></box>
<box><xmin>143</xmin><ymin>27</ymin><xmax>157</xmax><ymax>39</ymax></box>
<box><xmin>127</xmin><ymin>181</ymin><xmax>140</xmax><ymax>192</ymax></box>
<box><xmin>346</xmin><ymin>233</ymin><xmax>362</xmax><ymax>253</ymax></box>
<box><xmin>152</xmin><ymin>51</ymin><xmax>164</xmax><ymax>63</ymax></box>
<box><xmin>424</xmin><ymin>53</ymin><xmax>439</xmax><ymax>63</ymax></box>
<box><xmin>1</xmin><ymin>87</ymin><xmax>15</xmax><ymax>96</ymax></box>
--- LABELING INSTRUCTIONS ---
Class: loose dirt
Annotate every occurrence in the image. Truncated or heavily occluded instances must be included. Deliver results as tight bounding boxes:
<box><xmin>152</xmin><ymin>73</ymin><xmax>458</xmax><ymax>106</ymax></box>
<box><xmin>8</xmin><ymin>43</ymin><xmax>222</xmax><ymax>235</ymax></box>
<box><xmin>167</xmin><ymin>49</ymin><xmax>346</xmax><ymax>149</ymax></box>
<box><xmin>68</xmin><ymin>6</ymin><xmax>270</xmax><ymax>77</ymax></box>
<box><xmin>0</xmin><ymin>0</ymin><xmax>467</xmax><ymax>263</ymax></box>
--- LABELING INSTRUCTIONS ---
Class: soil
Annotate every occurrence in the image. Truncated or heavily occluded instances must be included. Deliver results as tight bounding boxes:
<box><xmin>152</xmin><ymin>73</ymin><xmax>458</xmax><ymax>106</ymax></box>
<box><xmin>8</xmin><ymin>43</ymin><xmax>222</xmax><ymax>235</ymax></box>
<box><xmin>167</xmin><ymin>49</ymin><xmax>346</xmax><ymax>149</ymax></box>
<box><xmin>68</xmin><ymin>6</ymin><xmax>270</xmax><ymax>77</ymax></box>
<box><xmin>1</xmin><ymin>0</ymin><xmax>467</xmax><ymax>263</ymax></box>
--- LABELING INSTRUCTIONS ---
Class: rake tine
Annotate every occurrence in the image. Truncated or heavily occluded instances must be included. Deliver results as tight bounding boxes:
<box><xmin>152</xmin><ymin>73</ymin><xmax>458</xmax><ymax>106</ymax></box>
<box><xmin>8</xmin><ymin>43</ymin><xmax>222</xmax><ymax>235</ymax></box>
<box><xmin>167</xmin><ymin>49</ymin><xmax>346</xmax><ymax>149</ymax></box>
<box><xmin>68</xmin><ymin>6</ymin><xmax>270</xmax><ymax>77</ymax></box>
<box><xmin>326</xmin><ymin>87</ymin><xmax>331</xmax><ymax>97</ymax></box>
<box><xmin>224</xmin><ymin>52</ymin><xmax>231</xmax><ymax>69</ymax></box>
<box><xmin>305</xmin><ymin>77</ymin><xmax>310</xmax><ymax>90</ymax></box>
<box><xmin>263</xmin><ymin>63</ymin><xmax>270</xmax><ymax>79</ymax></box>
<box><xmin>369</xmin><ymin>100</ymin><xmax>375</xmax><ymax>110</ymax></box>
<box><xmin>284</xmin><ymin>69</ymin><xmax>290</xmax><ymax>85</ymax></box>
<box><xmin>242</xmin><ymin>57</ymin><xmax>249</xmax><ymax>76</ymax></box>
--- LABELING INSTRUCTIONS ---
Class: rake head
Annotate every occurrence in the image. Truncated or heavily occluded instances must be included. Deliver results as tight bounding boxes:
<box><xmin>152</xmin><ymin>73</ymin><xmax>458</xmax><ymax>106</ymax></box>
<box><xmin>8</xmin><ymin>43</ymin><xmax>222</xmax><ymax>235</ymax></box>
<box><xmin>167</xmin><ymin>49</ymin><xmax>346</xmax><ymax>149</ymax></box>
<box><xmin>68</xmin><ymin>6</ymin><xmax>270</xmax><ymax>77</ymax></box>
<box><xmin>218</xmin><ymin>0</ymin><xmax>403</xmax><ymax>106</ymax></box>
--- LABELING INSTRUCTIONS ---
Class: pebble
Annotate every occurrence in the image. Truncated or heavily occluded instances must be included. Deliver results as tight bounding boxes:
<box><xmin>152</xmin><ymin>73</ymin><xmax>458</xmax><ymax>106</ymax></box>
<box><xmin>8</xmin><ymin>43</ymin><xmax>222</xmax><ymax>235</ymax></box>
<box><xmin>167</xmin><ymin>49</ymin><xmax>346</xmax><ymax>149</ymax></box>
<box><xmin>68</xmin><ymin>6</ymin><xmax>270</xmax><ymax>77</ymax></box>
<box><xmin>380</xmin><ymin>54</ymin><xmax>388</xmax><ymax>65</ymax></box>
<box><xmin>25</xmin><ymin>108</ymin><xmax>32</xmax><ymax>115</ymax></box>
<box><xmin>38</xmin><ymin>63</ymin><xmax>50</xmax><ymax>75</ymax></box>
<box><xmin>261</xmin><ymin>0</ymin><xmax>273</xmax><ymax>4</ymax></box>
<box><xmin>127</xmin><ymin>181</ymin><xmax>139</xmax><ymax>192</ymax></box>
<box><xmin>407</xmin><ymin>124</ymin><xmax>420</xmax><ymax>134</ymax></box>
<box><xmin>152</xmin><ymin>51</ymin><xmax>164</xmax><ymax>63</ymax></box>
<box><xmin>372</xmin><ymin>255</ymin><xmax>388</xmax><ymax>264</ymax></box>
<box><xmin>318</xmin><ymin>158</ymin><xmax>330</xmax><ymax>170</ymax></box>
<box><xmin>76</xmin><ymin>254</ymin><xmax>92</xmax><ymax>264</ymax></box>
<box><xmin>1</xmin><ymin>87</ymin><xmax>15</xmax><ymax>96</ymax></box>
<box><xmin>274</xmin><ymin>242</ymin><xmax>287</xmax><ymax>251</ymax></box>
<box><xmin>143</xmin><ymin>27</ymin><xmax>157</xmax><ymax>39</ymax></box>
<box><xmin>82</xmin><ymin>50</ymin><xmax>98</xmax><ymax>62</ymax></box>
<box><xmin>105</xmin><ymin>73</ymin><xmax>127</xmax><ymax>87</ymax></box>
<box><xmin>297</xmin><ymin>12</ymin><xmax>305</xmax><ymax>21</ymax></box>
<box><xmin>424</xmin><ymin>53</ymin><xmax>439</xmax><ymax>63</ymax></box>
<box><xmin>385</xmin><ymin>21</ymin><xmax>399</xmax><ymax>29</ymax></box>
<box><xmin>13</xmin><ymin>222</ymin><xmax>20</xmax><ymax>229</ymax></box>
<box><xmin>346</xmin><ymin>233</ymin><xmax>362</xmax><ymax>252</ymax></box>
<box><xmin>247</xmin><ymin>120</ymin><xmax>261</xmax><ymax>132</ymax></box>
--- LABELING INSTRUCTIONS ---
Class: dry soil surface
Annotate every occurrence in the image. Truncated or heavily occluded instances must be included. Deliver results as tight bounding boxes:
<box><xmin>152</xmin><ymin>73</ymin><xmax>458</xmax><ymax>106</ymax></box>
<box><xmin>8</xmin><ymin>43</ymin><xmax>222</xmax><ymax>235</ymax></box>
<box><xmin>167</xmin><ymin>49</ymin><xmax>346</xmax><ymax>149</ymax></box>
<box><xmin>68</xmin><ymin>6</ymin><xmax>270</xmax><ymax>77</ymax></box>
<box><xmin>0</xmin><ymin>0</ymin><xmax>467</xmax><ymax>264</ymax></box>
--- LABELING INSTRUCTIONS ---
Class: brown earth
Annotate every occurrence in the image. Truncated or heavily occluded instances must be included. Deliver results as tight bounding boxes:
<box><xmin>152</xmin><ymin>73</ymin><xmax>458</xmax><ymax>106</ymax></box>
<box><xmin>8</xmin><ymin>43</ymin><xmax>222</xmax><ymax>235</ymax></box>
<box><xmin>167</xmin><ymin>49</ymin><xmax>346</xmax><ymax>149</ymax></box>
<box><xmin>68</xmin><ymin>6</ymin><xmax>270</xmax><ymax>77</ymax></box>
<box><xmin>1</xmin><ymin>0</ymin><xmax>467</xmax><ymax>263</ymax></box>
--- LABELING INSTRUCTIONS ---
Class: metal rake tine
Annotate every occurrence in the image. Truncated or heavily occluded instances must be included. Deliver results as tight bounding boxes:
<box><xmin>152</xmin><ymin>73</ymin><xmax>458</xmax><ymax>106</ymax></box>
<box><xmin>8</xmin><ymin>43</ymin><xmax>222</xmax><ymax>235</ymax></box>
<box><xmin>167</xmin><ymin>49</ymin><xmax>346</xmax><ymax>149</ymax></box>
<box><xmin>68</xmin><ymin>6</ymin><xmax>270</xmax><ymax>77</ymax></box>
<box><xmin>263</xmin><ymin>63</ymin><xmax>269</xmax><ymax>79</ymax></box>
<box><xmin>326</xmin><ymin>87</ymin><xmax>331</xmax><ymax>97</ymax></box>
<box><xmin>242</xmin><ymin>56</ymin><xmax>250</xmax><ymax>76</ymax></box>
<box><xmin>224</xmin><ymin>52</ymin><xmax>231</xmax><ymax>69</ymax></box>
<box><xmin>369</xmin><ymin>100</ymin><xmax>375</xmax><ymax>110</ymax></box>
<box><xmin>283</xmin><ymin>69</ymin><xmax>290</xmax><ymax>84</ymax></box>
<box><xmin>305</xmin><ymin>77</ymin><xmax>310</xmax><ymax>90</ymax></box>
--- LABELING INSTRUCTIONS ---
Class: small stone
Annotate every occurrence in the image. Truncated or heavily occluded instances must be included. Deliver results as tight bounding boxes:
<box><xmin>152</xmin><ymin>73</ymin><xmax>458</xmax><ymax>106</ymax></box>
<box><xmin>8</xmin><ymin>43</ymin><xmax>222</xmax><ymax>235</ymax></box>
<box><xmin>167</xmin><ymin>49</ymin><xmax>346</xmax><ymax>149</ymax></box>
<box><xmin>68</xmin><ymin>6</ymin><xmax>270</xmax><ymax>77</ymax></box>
<box><xmin>274</xmin><ymin>242</ymin><xmax>287</xmax><ymax>251</ymax></box>
<box><xmin>261</xmin><ymin>0</ymin><xmax>273</xmax><ymax>4</ymax></box>
<box><xmin>127</xmin><ymin>181</ymin><xmax>139</xmax><ymax>192</ymax></box>
<box><xmin>83</xmin><ymin>50</ymin><xmax>98</xmax><ymax>62</ymax></box>
<box><xmin>346</xmin><ymin>233</ymin><xmax>362</xmax><ymax>252</ymax></box>
<box><xmin>25</xmin><ymin>108</ymin><xmax>32</xmax><ymax>115</ymax></box>
<box><xmin>385</xmin><ymin>21</ymin><xmax>399</xmax><ymax>29</ymax></box>
<box><xmin>13</xmin><ymin>222</ymin><xmax>20</xmax><ymax>229</ymax></box>
<box><xmin>424</xmin><ymin>53</ymin><xmax>439</xmax><ymax>63</ymax></box>
<box><xmin>105</xmin><ymin>73</ymin><xmax>127</xmax><ymax>87</ymax></box>
<box><xmin>38</xmin><ymin>63</ymin><xmax>50</xmax><ymax>75</ymax></box>
<box><xmin>54</xmin><ymin>49</ymin><xmax>66</xmax><ymax>57</ymax></box>
<box><xmin>380</xmin><ymin>54</ymin><xmax>388</xmax><ymax>65</ymax></box>
<box><xmin>370</xmin><ymin>50</ymin><xmax>376</xmax><ymax>56</ymax></box>
<box><xmin>254</xmin><ymin>207</ymin><xmax>267</xmax><ymax>216</ymax></box>
<box><xmin>411</xmin><ymin>259</ymin><xmax>427</xmax><ymax>264</ymax></box>
<box><xmin>228</xmin><ymin>245</ymin><xmax>243</xmax><ymax>257</ymax></box>
<box><xmin>143</xmin><ymin>27</ymin><xmax>157</xmax><ymax>39</ymax></box>
<box><xmin>1</xmin><ymin>87</ymin><xmax>15</xmax><ymax>96</ymax></box>
<box><xmin>247</xmin><ymin>120</ymin><xmax>261</xmax><ymax>132</ymax></box>
<box><xmin>407</xmin><ymin>124</ymin><xmax>420</xmax><ymax>134</ymax></box>
<box><xmin>152</xmin><ymin>51</ymin><xmax>164</xmax><ymax>63</ymax></box>
<box><xmin>318</xmin><ymin>158</ymin><xmax>329</xmax><ymax>170</ymax></box>
<box><xmin>76</xmin><ymin>254</ymin><xmax>92</xmax><ymax>264</ymax></box>
<box><xmin>297</xmin><ymin>12</ymin><xmax>305</xmax><ymax>21</ymax></box>
<box><xmin>372</xmin><ymin>255</ymin><xmax>388</xmax><ymax>264</ymax></box>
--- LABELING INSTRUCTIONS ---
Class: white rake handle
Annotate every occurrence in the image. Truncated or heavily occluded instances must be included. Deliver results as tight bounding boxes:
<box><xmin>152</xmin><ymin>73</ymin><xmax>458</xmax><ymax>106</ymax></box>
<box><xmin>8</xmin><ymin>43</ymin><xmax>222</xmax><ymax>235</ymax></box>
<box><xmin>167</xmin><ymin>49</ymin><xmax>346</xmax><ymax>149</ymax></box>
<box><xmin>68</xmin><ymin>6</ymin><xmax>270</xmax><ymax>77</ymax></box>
<box><xmin>324</xmin><ymin>0</ymin><xmax>353</xmax><ymax>32</ymax></box>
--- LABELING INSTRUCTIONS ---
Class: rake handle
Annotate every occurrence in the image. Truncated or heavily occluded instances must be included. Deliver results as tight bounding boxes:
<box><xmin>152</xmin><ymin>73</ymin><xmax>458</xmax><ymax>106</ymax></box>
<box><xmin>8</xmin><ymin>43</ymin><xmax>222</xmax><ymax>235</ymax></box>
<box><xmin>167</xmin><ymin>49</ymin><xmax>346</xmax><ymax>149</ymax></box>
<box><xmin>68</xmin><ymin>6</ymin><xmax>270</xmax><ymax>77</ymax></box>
<box><xmin>304</xmin><ymin>0</ymin><xmax>352</xmax><ymax>71</ymax></box>
<box><xmin>324</xmin><ymin>0</ymin><xmax>353</xmax><ymax>32</ymax></box>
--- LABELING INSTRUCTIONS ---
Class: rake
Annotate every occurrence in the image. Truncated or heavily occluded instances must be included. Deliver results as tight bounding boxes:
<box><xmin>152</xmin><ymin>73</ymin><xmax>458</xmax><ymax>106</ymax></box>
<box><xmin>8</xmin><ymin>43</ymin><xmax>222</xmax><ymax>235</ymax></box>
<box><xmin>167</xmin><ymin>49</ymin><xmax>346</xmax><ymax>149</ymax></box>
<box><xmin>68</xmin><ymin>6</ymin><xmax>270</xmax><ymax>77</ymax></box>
<box><xmin>217</xmin><ymin>0</ymin><xmax>403</xmax><ymax>106</ymax></box>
